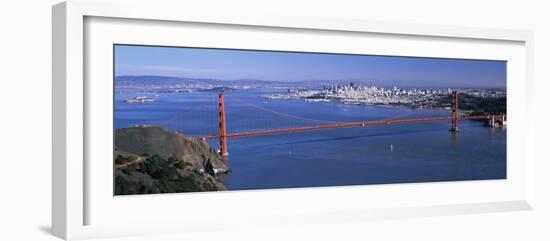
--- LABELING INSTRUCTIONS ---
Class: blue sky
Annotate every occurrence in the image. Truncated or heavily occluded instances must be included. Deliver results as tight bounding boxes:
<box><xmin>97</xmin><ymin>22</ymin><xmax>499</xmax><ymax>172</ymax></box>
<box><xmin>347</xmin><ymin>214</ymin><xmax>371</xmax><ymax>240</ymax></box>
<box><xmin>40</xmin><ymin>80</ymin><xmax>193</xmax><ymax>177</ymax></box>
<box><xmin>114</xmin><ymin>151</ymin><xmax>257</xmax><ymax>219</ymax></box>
<box><xmin>115</xmin><ymin>44</ymin><xmax>506</xmax><ymax>88</ymax></box>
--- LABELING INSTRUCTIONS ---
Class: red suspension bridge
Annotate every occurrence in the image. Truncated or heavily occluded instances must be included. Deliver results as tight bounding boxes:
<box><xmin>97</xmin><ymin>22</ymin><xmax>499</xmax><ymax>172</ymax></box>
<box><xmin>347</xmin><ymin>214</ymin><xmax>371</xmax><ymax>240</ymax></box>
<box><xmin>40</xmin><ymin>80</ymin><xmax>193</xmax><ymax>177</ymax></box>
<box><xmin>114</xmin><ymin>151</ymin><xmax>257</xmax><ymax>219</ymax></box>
<box><xmin>195</xmin><ymin>91</ymin><xmax>506</xmax><ymax>157</ymax></box>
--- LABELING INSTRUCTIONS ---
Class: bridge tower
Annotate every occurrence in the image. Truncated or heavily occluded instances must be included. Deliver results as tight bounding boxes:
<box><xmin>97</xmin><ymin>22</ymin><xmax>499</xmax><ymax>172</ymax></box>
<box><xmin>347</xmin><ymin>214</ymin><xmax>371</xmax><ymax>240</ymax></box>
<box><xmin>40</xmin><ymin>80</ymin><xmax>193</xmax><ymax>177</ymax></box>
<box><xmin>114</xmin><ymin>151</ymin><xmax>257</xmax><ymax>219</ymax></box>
<box><xmin>450</xmin><ymin>90</ymin><xmax>459</xmax><ymax>132</ymax></box>
<box><xmin>218</xmin><ymin>92</ymin><xmax>229</xmax><ymax>157</ymax></box>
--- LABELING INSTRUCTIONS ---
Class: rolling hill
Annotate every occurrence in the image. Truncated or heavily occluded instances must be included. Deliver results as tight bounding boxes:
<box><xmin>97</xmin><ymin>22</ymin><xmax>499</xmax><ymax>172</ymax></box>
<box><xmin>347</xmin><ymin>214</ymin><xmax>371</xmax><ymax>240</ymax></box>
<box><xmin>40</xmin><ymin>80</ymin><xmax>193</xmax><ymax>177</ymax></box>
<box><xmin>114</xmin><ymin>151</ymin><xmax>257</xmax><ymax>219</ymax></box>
<box><xmin>114</xmin><ymin>126</ymin><xmax>228</xmax><ymax>195</ymax></box>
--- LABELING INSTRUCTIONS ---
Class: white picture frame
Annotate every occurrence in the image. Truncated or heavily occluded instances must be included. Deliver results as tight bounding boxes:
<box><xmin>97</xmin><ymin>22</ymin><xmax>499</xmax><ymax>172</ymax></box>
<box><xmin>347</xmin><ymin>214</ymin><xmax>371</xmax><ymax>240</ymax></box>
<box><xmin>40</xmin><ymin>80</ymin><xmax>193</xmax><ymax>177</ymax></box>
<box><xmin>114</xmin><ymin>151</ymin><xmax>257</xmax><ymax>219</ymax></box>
<box><xmin>52</xmin><ymin>0</ymin><xmax>535</xmax><ymax>240</ymax></box>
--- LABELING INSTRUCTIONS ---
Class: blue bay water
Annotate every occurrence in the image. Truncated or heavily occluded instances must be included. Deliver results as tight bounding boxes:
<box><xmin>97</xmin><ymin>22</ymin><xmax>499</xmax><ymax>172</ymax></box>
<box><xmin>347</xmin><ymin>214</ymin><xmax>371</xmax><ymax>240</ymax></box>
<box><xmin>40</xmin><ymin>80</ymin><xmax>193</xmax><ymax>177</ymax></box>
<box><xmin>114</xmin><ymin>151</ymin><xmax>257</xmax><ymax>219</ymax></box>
<box><xmin>115</xmin><ymin>89</ymin><xmax>506</xmax><ymax>190</ymax></box>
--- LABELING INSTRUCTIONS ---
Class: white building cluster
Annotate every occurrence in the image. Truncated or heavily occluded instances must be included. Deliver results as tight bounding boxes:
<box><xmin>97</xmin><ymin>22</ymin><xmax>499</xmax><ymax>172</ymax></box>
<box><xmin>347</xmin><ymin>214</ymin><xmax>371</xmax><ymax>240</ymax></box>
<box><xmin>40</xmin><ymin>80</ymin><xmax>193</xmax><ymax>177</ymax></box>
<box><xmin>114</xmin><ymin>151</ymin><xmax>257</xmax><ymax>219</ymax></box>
<box><xmin>322</xmin><ymin>84</ymin><xmax>446</xmax><ymax>100</ymax></box>
<box><xmin>265</xmin><ymin>83</ymin><xmax>449</xmax><ymax>106</ymax></box>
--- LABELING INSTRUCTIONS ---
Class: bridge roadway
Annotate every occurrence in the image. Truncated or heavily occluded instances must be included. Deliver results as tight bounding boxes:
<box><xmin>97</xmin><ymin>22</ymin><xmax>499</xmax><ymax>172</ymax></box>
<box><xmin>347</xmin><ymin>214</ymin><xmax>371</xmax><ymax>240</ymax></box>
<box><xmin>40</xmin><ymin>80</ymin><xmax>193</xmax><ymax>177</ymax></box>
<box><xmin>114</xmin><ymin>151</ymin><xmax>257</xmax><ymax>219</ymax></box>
<box><xmin>198</xmin><ymin>115</ymin><xmax>500</xmax><ymax>141</ymax></box>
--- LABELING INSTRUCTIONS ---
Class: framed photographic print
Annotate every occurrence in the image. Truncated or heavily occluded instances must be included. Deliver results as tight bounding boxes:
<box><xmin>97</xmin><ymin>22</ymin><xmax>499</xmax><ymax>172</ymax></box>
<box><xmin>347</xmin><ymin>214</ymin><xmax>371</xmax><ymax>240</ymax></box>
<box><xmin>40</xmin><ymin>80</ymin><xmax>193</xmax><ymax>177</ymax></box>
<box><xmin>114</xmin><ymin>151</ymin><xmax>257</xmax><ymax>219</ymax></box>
<box><xmin>53</xmin><ymin>0</ymin><xmax>535</xmax><ymax>240</ymax></box>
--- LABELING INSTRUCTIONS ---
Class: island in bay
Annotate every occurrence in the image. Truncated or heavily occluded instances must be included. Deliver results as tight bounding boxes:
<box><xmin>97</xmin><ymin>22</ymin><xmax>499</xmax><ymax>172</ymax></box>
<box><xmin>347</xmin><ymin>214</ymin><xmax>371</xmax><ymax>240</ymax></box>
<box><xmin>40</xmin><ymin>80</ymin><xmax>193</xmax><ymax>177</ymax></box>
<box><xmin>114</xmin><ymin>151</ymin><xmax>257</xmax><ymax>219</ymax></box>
<box><xmin>114</xmin><ymin>44</ymin><xmax>507</xmax><ymax>194</ymax></box>
<box><xmin>114</xmin><ymin>76</ymin><xmax>507</xmax><ymax>195</ymax></box>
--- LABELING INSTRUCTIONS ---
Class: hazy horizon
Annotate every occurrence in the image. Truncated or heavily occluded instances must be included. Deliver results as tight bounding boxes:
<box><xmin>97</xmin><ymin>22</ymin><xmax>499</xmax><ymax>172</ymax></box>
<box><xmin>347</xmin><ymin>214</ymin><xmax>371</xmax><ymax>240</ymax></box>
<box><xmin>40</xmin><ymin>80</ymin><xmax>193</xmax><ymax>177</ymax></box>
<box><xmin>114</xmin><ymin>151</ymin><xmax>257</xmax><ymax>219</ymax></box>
<box><xmin>115</xmin><ymin>44</ymin><xmax>507</xmax><ymax>88</ymax></box>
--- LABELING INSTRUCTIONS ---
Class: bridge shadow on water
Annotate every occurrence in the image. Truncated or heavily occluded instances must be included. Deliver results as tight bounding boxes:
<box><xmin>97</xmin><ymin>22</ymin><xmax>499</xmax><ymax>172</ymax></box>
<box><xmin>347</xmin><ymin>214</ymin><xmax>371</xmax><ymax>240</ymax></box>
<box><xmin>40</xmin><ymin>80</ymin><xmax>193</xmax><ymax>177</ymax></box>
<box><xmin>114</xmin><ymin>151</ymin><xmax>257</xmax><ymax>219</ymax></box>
<box><xmin>248</xmin><ymin>127</ymin><xmax>449</xmax><ymax>149</ymax></box>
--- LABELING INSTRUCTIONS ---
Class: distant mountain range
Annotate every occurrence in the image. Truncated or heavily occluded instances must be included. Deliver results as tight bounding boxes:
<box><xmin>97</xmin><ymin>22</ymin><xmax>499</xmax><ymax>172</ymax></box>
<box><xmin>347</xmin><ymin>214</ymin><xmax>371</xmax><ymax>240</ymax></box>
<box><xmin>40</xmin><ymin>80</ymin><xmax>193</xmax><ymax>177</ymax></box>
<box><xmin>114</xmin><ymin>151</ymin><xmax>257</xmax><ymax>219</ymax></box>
<box><xmin>115</xmin><ymin>75</ymin><xmax>505</xmax><ymax>91</ymax></box>
<box><xmin>115</xmin><ymin>75</ymin><xmax>287</xmax><ymax>86</ymax></box>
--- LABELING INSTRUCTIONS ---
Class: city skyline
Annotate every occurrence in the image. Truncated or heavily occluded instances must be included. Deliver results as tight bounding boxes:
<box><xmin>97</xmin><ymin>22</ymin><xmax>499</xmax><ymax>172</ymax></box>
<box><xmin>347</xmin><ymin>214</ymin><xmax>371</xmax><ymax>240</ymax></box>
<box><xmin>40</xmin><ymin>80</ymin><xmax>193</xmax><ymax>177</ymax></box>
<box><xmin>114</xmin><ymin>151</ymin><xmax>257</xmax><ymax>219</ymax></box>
<box><xmin>115</xmin><ymin>44</ymin><xmax>507</xmax><ymax>88</ymax></box>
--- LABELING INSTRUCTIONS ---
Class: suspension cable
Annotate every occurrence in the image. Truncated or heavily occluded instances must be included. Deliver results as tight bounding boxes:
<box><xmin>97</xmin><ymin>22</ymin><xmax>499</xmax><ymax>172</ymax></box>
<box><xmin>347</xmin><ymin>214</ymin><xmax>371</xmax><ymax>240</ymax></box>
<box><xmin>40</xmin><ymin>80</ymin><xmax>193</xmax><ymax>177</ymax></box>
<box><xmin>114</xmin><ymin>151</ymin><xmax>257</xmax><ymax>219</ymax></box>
<box><xmin>158</xmin><ymin>95</ymin><xmax>216</xmax><ymax>127</ymax></box>
<box><xmin>225</xmin><ymin>94</ymin><xmax>342</xmax><ymax>124</ymax></box>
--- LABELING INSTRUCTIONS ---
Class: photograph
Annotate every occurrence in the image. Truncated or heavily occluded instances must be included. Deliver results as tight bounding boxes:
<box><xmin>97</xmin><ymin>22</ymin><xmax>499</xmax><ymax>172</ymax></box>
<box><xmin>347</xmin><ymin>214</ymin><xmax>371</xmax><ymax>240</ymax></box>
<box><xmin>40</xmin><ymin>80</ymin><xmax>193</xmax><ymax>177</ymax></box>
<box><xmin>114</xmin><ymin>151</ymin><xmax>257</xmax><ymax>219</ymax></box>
<box><xmin>2</xmin><ymin>0</ymin><xmax>544</xmax><ymax>240</ymax></box>
<box><xmin>113</xmin><ymin>44</ymin><xmax>507</xmax><ymax>195</ymax></box>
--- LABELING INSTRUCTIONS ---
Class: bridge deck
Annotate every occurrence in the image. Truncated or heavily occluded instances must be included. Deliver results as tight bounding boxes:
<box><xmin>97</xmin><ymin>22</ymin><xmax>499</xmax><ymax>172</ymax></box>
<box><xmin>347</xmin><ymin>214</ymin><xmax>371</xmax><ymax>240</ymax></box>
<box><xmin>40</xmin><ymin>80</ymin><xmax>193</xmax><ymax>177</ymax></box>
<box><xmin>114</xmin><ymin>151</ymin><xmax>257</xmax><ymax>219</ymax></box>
<box><xmin>199</xmin><ymin>115</ymin><xmax>501</xmax><ymax>141</ymax></box>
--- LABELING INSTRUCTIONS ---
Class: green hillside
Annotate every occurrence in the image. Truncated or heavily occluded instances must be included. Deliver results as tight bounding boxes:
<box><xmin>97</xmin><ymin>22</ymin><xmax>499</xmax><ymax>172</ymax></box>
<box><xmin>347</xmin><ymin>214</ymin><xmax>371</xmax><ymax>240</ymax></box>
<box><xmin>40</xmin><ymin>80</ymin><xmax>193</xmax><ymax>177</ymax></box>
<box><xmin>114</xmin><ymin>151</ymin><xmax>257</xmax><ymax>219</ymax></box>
<box><xmin>115</xmin><ymin>126</ymin><xmax>228</xmax><ymax>171</ymax></box>
<box><xmin>114</xmin><ymin>126</ymin><xmax>228</xmax><ymax>195</ymax></box>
